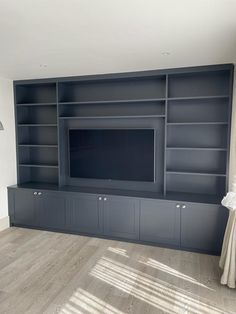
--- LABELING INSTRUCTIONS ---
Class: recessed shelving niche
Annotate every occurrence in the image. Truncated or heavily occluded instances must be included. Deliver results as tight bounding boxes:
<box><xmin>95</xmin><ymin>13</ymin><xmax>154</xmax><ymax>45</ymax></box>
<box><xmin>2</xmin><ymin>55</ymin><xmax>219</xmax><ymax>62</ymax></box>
<box><xmin>59</xmin><ymin>100</ymin><xmax>165</xmax><ymax>119</ymax></box>
<box><xmin>15</xmin><ymin>82</ymin><xmax>58</xmax><ymax>184</ymax></box>
<box><xmin>167</xmin><ymin>97</ymin><xmax>229</xmax><ymax>123</ymax></box>
<box><xmin>58</xmin><ymin>76</ymin><xmax>166</xmax><ymax>103</ymax></box>
<box><xmin>168</xmin><ymin>71</ymin><xmax>230</xmax><ymax>98</ymax></box>
<box><xmin>17</xmin><ymin>105</ymin><xmax>57</xmax><ymax>125</ymax></box>
<box><xmin>13</xmin><ymin>64</ymin><xmax>233</xmax><ymax>202</ymax></box>
<box><xmin>16</xmin><ymin>83</ymin><xmax>57</xmax><ymax>104</ymax></box>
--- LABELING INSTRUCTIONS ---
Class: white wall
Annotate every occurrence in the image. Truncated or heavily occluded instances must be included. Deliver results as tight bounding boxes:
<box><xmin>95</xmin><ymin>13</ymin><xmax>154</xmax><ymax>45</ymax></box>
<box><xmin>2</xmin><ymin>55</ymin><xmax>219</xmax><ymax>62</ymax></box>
<box><xmin>0</xmin><ymin>78</ymin><xmax>16</xmax><ymax>230</ymax></box>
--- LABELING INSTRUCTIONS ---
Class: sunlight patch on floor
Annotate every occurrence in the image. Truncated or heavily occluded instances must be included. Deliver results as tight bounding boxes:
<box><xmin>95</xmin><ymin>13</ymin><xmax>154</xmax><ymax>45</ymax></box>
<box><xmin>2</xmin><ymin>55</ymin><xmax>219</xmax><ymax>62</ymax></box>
<box><xmin>107</xmin><ymin>247</ymin><xmax>129</xmax><ymax>258</ymax></box>
<box><xmin>138</xmin><ymin>256</ymin><xmax>213</xmax><ymax>290</ymax></box>
<box><xmin>61</xmin><ymin>288</ymin><xmax>125</xmax><ymax>314</ymax></box>
<box><xmin>88</xmin><ymin>256</ymin><xmax>226</xmax><ymax>314</ymax></box>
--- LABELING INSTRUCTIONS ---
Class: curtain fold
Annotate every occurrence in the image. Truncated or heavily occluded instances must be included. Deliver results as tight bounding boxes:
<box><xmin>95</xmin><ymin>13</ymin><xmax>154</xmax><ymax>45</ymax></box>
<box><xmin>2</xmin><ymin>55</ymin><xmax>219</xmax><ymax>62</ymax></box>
<box><xmin>219</xmin><ymin>192</ymin><xmax>236</xmax><ymax>288</ymax></box>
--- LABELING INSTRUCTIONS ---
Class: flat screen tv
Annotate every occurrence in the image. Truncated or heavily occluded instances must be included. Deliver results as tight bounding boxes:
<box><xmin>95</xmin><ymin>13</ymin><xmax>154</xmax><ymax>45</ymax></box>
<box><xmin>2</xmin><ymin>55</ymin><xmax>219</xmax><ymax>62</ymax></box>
<box><xmin>69</xmin><ymin>129</ymin><xmax>155</xmax><ymax>182</ymax></box>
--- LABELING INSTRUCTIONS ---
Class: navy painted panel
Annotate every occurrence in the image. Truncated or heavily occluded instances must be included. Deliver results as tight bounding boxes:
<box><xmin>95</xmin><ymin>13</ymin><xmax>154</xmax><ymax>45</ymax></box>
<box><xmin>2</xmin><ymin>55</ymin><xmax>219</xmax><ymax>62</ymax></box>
<box><xmin>12</xmin><ymin>189</ymin><xmax>37</xmax><ymax>226</ymax></box>
<box><xmin>103</xmin><ymin>196</ymin><xmax>139</xmax><ymax>240</ymax></box>
<box><xmin>37</xmin><ymin>192</ymin><xmax>66</xmax><ymax>229</ymax></box>
<box><xmin>181</xmin><ymin>203</ymin><xmax>228</xmax><ymax>254</ymax></box>
<box><xmin>66</xmin><ymin>194</ymin><xmax>103</xmax><ymax>234</ymax></box>
<box><xmin>140</xmin><ymin>199</ymin><xmax>180</xmax><ymax>246</ymax></box>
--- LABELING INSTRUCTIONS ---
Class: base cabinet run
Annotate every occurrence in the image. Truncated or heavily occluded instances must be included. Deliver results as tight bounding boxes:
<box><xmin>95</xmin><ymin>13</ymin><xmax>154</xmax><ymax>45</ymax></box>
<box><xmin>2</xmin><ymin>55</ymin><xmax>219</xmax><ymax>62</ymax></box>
<box><xmin>9</xmin><ymin>189</ymin><xmax>66</xmax><ymax>229</ymax></box>
<box><xmin>8</xmin><ymin>187</ymin><xmax>227</xmax><ymax>255</ymax></box>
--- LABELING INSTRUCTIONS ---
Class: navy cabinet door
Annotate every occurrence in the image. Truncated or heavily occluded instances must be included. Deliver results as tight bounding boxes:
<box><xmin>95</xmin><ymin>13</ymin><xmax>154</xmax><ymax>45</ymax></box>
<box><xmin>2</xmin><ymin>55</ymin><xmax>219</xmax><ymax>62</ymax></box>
<box><xmin>37</xmin><ymin>191</ymin><xmax>66</xmax><ymax>230</ymax></box>
<box><xmin>103</xmin><ymin>196</ymin><xmax>139</xmax><ymax>240</ymax></box>
<box><xmin>66</xmin><ymin>194</ymin><xmax>103</xmax><ymax>234</ymax></box>
<box><xmin>12</xmin><ymin>189</ymin><xmax>37</xmax><ymax>226</ymax></box>
<box><xmin>140</xmin><ymin>199</ymin><xmax>181</xmax><ymax>246</ymax></box>
<box><xmin>181</xmin><ymin>203</ymin><xmax>228</xmax><ymax>254</ymax></box>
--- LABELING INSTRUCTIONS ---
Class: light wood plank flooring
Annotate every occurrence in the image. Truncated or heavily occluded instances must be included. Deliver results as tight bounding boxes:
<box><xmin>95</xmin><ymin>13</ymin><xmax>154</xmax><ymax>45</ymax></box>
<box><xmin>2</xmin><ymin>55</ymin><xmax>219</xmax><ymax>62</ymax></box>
<box><xmin>0</xmin><ymin>227</ymin><xmax>235</xmax><ymax>314</ymax></box>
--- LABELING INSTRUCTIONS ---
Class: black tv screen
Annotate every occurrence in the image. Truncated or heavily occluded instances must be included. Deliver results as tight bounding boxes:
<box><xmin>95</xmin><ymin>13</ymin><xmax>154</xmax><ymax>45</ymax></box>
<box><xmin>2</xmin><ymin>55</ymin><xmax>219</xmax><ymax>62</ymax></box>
<box><xmin>69</xmin><ymin>129</ymin><xmax>155</xmax><ymax>182</ymax></box>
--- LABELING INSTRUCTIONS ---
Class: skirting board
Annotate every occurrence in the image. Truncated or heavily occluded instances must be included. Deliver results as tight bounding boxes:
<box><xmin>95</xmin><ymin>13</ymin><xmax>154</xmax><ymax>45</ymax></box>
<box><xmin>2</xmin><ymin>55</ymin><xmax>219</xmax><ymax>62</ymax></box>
<box><xmin>0</xmin><ymin>216</ymin><xmax>10</xmax><ymax>232</ymax></box>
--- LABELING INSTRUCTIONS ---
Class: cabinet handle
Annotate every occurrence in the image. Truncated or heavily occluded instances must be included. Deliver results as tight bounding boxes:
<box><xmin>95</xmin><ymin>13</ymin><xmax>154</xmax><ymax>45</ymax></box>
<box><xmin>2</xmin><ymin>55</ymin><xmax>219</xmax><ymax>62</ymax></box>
<box><xmin>38</xmin><ymin>192</ymin><xmax>42</xmax><ymax>196</ymax></box>
<box><xmin>98</xmin><ymin>197</ymin><xmax>102</xmax><ymax>201</ymax></box>
<box><xmin>33</xmin><ymin>192</ymin><xmax>37</xmax><ymax>195</ymax></box>
<box><xmin>104</xmin><ymin>197</ymin><xmax>107</xmax><ymax>201</ymax></box>
<box><xmin>182</xmin><ymin>205</ymin><xmax>186</xmax><ymax>209</ymax></box>
<box><xmin>176</xmin><ymin>204</ymin><xmax>180</xmax><ymax>208</ymax></box>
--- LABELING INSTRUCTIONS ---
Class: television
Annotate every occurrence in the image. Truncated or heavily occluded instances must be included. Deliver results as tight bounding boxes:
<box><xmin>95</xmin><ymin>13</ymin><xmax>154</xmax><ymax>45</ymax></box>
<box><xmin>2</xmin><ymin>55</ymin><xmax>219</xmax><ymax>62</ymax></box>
<box><xmin>69</xmin><ymin>129</ymin><xmax>155</xmax><ymax>182</ymax></box>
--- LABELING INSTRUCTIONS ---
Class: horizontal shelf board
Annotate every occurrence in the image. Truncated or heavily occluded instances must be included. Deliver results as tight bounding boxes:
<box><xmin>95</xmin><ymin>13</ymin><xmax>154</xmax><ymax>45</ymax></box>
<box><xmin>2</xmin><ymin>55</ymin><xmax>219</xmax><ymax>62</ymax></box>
<box><xmin>167</xmin><ymin>95</ymin><xmax>229</xmax><ymax>101</ymax></box>
<box><xmin>165</xmin><ymin>192</ymin><xmax>222</xmax><ymax>204</ymax></box>
<box><xmin>19</xmin><ymin>163</ymin><xmax>59</xmax><ymax>169</ymax></box>
<box><xmin>12</xmin><ymin>182</ymin><xmax>59</xmax><ymax>190</ymax></box>
<box><xmin>16</xmin><ymin>102</ymin><xmax>57</xmax><ymax>106</ymax></box>
<box><xmin>59</xmin><ymin>115</ymin><xmax>165</xmax><ymax>120</ymax></box>
<box><xmin>166</xmin><ymin>147</ymin><xmax>227</xmax><ymax>151</ymax></box>
<box><xmin>59</xmin><ymin>98</ymin><xmax>166</xmax><ymax>105</ymax></box>
<box><xmin>18</xmin><ymin>124</ymin><xmax>57</xmax><ymax>127</ymax></box>
<box><xmin>18</xmin><ymin>144</ymin><xmax>58</xmax><ymax>148</ymax></box>
<box><xmin>166</xmin><ymin>170</ymin><xmax>226</xmax><ymax>177</ymax></box>
<box><xmin>167</xmin><ymin>122</ymin><xmax>228</xmax><ymax>126</ymax></box>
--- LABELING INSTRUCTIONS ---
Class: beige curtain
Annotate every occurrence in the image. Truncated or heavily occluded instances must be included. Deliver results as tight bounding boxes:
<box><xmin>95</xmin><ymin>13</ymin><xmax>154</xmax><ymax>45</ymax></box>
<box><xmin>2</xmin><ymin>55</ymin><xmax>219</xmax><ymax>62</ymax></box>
<box><xmin>219</xmin><ymin>192</ymin><xmax>236</xmax><ymax>288</ymax></box>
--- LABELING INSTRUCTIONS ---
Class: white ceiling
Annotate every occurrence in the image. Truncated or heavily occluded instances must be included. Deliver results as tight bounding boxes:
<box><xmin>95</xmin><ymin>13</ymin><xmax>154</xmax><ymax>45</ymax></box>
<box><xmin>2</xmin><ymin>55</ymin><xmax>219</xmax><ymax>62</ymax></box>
<box><xmin>0</xmin><ymin>0</ymin><xmax>235</xmax><ymax>80</ymax></box>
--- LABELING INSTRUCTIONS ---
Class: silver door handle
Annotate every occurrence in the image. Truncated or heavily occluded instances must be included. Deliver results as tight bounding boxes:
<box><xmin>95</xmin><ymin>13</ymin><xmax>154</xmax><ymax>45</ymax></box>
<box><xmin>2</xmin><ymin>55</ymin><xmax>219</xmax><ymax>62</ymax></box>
<box><xmin>176</xmin><ymin>204</ymin><xmax>180</xmax><ymax>208</ymax></box>
<box><xmin>38</xmin><ymin>192</ymin><xmax>42</xmax><ymax>196</ymax></box>
<box><xmin>33</xmin><ymin>192</ymin><xmax>37</xmax><ymax>195</ymax></box>
<box><xmin>182</xmin><ymin>205</ymin><xmax>186</xmax><ymax>209</ymax></box>
<box><xmin>104</xmin><ymin>197</ymin><xmax>107</xmax><ymax>201</ymax></box>
<box><xmin>98</xmin><ymin>197</ymin><xmax>102</xmax><ymax>201</ymax></box>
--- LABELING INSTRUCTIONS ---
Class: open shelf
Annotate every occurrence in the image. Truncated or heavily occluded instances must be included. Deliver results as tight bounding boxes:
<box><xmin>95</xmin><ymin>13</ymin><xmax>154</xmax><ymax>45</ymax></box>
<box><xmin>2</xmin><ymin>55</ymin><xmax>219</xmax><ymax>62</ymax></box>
<box><xmin>58</xmin><ymin>76</ymin><xmax>166</xmax><ymax>103</ymax></box>
<box><xmin>16</xmin><ymin>83</ymin><xmax>56</xmax><ymax>104</ymax></box>
<box><xmin>167</xmin><ymin>124</ymin><xmax>228</xmax><ymax>149</ymax></box>
<box><xmin>18</xmin><ymin>167</ymin><xmax>58</xmax><ymax>185</ymax></box>
<box><xmin>166</xmin><ymin>173</ymin><xmax>226</xmax><ymax>196</ymax></box>
<box><xmin>168</xmin><ymin>71</ymin><xmax>230</xmax><ymax>98</ymax></box>
<box><xmin>18</xmin><ymin>125</ymin><xmax>58</xmax><ymax>147</ymax></box>
<box><xmin>17</xmin><ymin>105</ymin><xmax>57</xmax><ymax>125</ymax></box>
<box><xmin>59</xmin><ymin>99</ymin><xmax>165</xmax><ymax>119</ymax></box>
<box><xmin>168</xmin><ymin>97</ymin><xmax>229</xmax><ymax>124</ymax></box>
<box><xmin>18</xmin><ymin>144</ymin><xmax>58</xmax><ymax>162</ymax></box>
<box><xmin>165</xmin><ymin>191</ymin><xmax>223</xmax><ymax>204</ymax></box>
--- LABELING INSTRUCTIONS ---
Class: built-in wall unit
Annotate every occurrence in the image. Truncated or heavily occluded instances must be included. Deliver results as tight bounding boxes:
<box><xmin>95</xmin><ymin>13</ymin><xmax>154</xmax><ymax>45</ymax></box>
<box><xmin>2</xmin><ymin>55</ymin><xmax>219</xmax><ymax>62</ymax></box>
<box><xmin>8</xmin><ymin>64</ymin><xmax>234</xmax><ymax>255</ymax></box>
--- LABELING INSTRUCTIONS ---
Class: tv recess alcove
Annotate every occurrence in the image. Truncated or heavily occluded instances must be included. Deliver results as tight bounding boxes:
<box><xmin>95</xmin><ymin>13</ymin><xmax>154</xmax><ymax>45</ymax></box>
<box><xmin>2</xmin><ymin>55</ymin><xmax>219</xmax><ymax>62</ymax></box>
<box><xmin>8</xmin><ymin>64</ymin><xmax>234</xmax><ymax>255</ymax></box>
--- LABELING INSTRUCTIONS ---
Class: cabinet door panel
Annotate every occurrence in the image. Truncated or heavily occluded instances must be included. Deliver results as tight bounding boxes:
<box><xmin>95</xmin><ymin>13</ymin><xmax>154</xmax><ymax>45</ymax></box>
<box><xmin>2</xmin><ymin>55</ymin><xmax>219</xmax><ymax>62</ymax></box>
<box><xmin>37</xmin><ymin>192</ymin><xmax>66</xmax><ymax>229</ymax></box>
<box><xmin>13</xmin><ymin>189</ymin><xmax>36</xmax><ymax>226</ymax></box>
<box><xmin>104</xmin><ymin>196</ymin><xmax>139</xmax><ymax>239</ymax></box>
<box><xmin>140</xmin><ymin>199</ymin><xmax>180</xmax><ymax>246</ymax></box>
<box><xmin>67</xmin><ymin>194</ymin><xmax>102</xmax><ymax>234</ymax></box>
<box><xmin>181</xmin><ymin>203</ymin><xmax>228</xmax><ymax>254</ymax></box>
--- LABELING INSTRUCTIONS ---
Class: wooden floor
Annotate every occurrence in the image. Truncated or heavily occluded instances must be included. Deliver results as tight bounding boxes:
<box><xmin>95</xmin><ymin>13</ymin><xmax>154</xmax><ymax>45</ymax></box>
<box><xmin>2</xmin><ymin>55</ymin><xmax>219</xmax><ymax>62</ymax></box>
<box><xmin>0</xmin><ymin>228</ymin><xmax>235</xmax><ymax>314</ymax></box>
